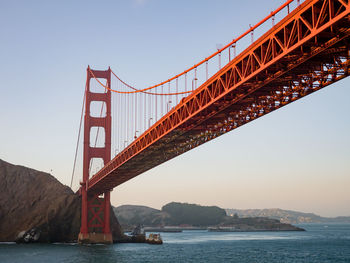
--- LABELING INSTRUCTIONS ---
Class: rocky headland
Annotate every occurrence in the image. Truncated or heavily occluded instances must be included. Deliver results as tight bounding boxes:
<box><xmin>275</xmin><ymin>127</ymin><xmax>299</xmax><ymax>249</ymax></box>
<box><xmin>0</xmin><ymin>159</ymin><xmax>126</xmax><ymax>243</ymax></box>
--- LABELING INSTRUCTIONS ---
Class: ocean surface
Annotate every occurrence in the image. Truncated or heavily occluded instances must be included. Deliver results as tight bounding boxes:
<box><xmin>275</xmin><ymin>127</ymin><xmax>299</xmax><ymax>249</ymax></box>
<box><xmin>1</xmin><ymin>224</ymin><xmax>350</xmax><ymax>262</ymax></box>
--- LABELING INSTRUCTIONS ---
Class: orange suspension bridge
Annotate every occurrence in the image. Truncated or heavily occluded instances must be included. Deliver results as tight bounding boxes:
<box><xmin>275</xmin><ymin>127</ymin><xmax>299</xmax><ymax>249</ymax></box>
<box><xmin>70</xmin><ymin>0</ymin><xmax>350</xmax><ymax>243</ymax></box>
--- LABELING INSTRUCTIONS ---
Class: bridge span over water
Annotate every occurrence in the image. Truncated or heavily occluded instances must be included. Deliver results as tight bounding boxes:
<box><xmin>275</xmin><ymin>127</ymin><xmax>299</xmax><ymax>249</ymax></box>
<box><xmin>74</xmin><ymin>0</ymin><xmax>350</xmax><ymax>243</ymax></box>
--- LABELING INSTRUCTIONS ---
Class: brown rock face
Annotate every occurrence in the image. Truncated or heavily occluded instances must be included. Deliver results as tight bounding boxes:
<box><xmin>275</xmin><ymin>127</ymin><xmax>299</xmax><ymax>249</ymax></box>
<box><xmin>0</xmin><ymin>159</ymin><xmax>125</xmax><ymax>243</ymax></box>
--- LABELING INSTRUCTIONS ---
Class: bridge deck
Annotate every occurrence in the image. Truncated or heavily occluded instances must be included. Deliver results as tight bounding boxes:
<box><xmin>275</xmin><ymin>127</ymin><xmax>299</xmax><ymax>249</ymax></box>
<box><xmin>88</xmin><ymin>0</ymin><xmax>350</xmax><ymax>194</ymax></box>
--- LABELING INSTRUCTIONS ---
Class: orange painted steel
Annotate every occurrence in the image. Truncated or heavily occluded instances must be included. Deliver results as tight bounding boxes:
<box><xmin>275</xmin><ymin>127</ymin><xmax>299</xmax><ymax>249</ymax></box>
<box><xmin>79</xmin><ymin>68</ymin><xmax>112</xmax><ymax>243</ymax></box>
<box><xmin>90</xmin><ymin>68</ymin><xmax>192</xmax><ymax>95</ymax></box>
<box><xmin>91</xmin><ymin>0</ymin><xmax>296</xmax><ymax>95</ymax></box>
<box><xmin>87</xmin><ymin>0</ymin><xmax>350</xmax><ymax>194</ymax></box>
<box><xmin>110</xmin><ymin>69</ymin><xmax>192</xmax><ymax>95</ymax></box>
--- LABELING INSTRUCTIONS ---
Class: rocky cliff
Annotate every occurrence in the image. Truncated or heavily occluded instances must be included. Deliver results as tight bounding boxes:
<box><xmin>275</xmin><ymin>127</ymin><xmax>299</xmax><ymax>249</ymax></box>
<box><xmin>0</xmin><ymin>159</ymin><xmax>125</xmax><ymax>243</ymax></box>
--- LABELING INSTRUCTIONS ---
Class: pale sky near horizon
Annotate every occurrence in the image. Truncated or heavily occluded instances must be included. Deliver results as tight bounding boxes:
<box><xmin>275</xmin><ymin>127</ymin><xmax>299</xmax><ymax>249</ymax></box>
<box><xmin>0</xmin><ymin>0</ymin><xmax>349</xmax><ymax>217</ymax></box>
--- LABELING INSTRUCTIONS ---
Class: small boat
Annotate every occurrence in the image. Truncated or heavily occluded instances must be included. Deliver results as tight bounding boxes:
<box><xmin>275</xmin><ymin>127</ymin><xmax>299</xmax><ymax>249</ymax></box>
<box><xmin>146</xmin><ymin>233</ymin><xmax>163</xmax><ymax>245</ymax></box>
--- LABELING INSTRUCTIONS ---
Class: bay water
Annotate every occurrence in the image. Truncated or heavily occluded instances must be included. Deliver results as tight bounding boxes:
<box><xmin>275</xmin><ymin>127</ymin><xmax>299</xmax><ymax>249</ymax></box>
<box><xmin>1</xmin><ymin>224</ymin><xmax>350</xmax><ymax>262</ymax></box>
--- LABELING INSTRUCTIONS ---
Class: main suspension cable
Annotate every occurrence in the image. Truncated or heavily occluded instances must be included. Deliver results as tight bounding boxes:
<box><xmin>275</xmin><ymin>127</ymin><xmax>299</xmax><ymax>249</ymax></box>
<box><xmin>90</xmin><ymin>0</ymin><xmax>296</xmax><ymax>96</ymax></box>
<box><xmin>70</xmin><ymin>82</ymin><xmax>87</xmax><ymax>189</ymax></box>
<box><xmin>90</xmin><ymin>68</ymin><xmax>192</xmax><ymax>95</ymax></box>
<box><xmin>110</xmin><ymin>70</ymin><xmax>192</xmax><ymax>95</ymax></box>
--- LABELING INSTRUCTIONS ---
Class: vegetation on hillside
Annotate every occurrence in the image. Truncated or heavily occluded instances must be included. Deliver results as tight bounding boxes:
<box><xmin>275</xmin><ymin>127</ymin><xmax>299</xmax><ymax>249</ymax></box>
<box><xmin>114</xmin><ymin>202</ymin><xmax>304</xmax><ymax>231</ymax></box>
<box><xmin>162</xmin><ymin>202</ymin><xmax>226</xmax><ymax>226</ymax></box>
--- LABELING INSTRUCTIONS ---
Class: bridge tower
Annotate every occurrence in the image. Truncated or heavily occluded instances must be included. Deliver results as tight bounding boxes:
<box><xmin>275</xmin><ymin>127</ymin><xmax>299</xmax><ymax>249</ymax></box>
<box><xmin>78</xmin><ymin>66</ymin><xmax>112</xmax><ymax>244</ymax></box>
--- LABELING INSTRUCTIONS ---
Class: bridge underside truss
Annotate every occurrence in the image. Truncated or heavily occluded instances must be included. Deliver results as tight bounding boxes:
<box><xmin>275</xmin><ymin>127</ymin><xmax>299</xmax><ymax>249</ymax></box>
<box><xmin>88</xmin><ymin>0</ymin><xmax>350</xmax><ymax>194</ymax></box>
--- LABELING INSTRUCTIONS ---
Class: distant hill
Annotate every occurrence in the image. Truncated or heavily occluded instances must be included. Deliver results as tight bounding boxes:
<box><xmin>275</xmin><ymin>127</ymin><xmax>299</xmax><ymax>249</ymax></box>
<box><xmin>114</xmin><ymin>205</ymin><xmax>169</xmax><ymax>227</ymax></box>
<box><xmin>162</xmin><ymin>202</ymin><xmax>226</xmax><ymax>226</ymax></box>
<box><xmin>225</xmin><ymin>208</ymin><xmax>350</xmax><ymax>224</ymax></box>
<box><xmin>114</xmin><ymin>202</ymin><xmax>226</xmax><ymax>227</ymax></box>
<box><xmin>114</xmin><ymin>202</ymin><xmax>303</xmax><ymax>231</ymax></box>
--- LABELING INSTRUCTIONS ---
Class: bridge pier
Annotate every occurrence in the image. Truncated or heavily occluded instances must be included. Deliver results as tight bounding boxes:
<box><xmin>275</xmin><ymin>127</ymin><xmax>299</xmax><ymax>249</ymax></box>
<box><xmin>78</xmin><ymin>66</ymin><xmax>112</xmax><ymax>244</ymax></box>
<box><xmin>78</xmin><ymin>190</ymin><xmax>112</xmax><ymax>244</ymax></box>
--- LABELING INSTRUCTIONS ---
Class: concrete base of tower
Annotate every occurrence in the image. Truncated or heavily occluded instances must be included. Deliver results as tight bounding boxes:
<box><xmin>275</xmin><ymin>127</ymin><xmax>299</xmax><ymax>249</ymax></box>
<box><xmin>78</xmin><ymin>232</ymin><xmax>113</xmax><ymax>244</ymax></box>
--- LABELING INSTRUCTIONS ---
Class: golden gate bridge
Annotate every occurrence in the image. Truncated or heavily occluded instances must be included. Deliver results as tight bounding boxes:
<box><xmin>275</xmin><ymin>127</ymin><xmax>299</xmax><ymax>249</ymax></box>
<box><xmin>70</xmin><ymin>0</ymin><xmax>350</xmax><ymax>243</ymax></box>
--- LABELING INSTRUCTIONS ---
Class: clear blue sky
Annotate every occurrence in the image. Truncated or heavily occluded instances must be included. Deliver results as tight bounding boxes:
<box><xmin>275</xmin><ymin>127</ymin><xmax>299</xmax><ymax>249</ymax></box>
<box><xmin>1</xmin><ymin>0</ymin><xmax>349</xmax><ymax>217</ymax></box>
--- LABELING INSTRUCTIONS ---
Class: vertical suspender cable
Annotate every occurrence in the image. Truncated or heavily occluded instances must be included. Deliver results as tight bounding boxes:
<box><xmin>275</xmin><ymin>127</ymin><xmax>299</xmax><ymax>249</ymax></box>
<box><xmin>176</xmin><ymin>78</ymin><xmax>178</xmax><ymax>105</ymax></box>
<box><xmin>195</xmin><ymin>67</ymin><xmax>197</xmax><ymax>90</ymax></box>
<box><xmin>135</xmin><ymin>92</ymin><xmax>137</xmax><ymax>138</ymax></box>
<box><xmin>144</xmin><ymin>93</ymin><xmax>146</xmax><ymax>133</ymax></box>
<box><xmin>119</xmin><ymin>88</ymin><xmax>121</xmax><ymax>152</ymax></box>
<box><xmin>206</xmin><ymin>61</ymin><xmax>208</xmax><ymax>81</ymax></box>
<box><xmin>168</xmin><ymin>82</ymin><xmax>171</xmax><ymax>112</ymax></box>
<box><xmin>155</xmin><ymin>87</ymin><xmax>158</xmax><ymax>121</ymax></box>
<box><xmin>127</xmin><ymin>93</ymin><xmax>129</xmax><ymax>145</ymax></box>
<box><xmin>149</xmin><ymin>91</ymin><xmax>151</xmax><ymax>128</ymax></box>
<box><xmin>161</xmin><ymin>85</ymin><xmax>163</xmax><ymax>116</ymax></box>
<box><xmin>111</xmin><ymin>83</ymin><xmax>114</xmax><ymax>156</ymax></box>
<box><xmin>124</xmin><ymin>84</ymin><xmax>127</xmax><ymax>149</ymax></box>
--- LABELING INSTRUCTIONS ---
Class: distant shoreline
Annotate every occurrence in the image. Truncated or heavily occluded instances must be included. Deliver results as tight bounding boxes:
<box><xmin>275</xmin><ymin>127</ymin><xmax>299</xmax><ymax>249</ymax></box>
<box><xmin>116</xmin><ymin>203</ymin><xmax>306</xmax><ymax>233</ymax></box>
<box><xmin>140</xmin><ymin>227</ymin><xmax>306</xmax><ymax>233</ymax></box>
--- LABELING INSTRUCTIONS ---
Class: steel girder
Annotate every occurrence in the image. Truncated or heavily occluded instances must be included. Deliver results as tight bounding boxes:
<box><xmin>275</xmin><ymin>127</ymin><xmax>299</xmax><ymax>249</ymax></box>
<box><xmin>88</xmin><ymin>0</ymin><xmax>350</xmax><ymax>194</ymax></box>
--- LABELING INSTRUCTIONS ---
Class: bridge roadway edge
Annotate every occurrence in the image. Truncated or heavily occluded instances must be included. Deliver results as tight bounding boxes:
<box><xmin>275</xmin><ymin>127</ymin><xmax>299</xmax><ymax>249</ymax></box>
<box><xmin>87</xmin><ymin>0</ymin><xmax>350</xmax><ymax>195</ymax></box>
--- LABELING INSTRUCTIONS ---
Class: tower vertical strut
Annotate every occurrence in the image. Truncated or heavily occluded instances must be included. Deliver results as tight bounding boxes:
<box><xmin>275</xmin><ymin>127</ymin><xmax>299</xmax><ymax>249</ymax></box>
<box><xmin>78</xmin><ymin>66</ymin><xmax>113</xmax><ymax>244</ymax></box>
